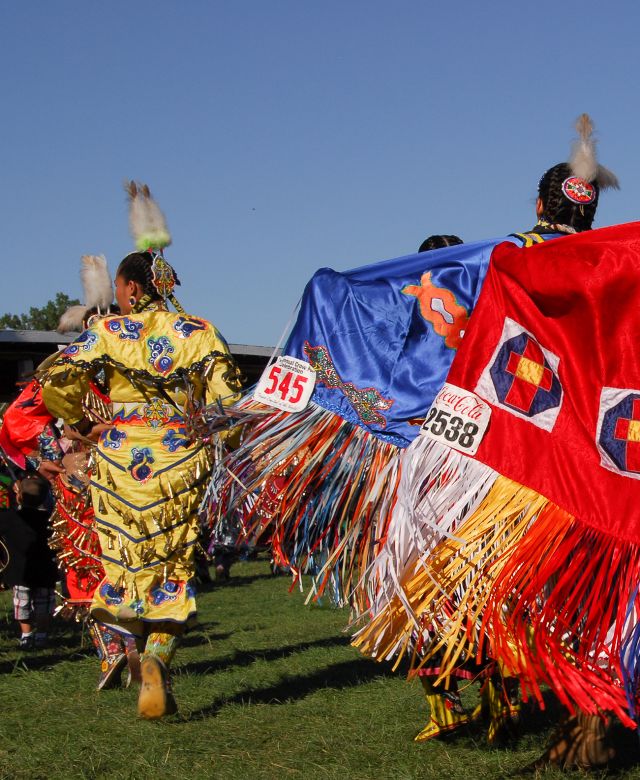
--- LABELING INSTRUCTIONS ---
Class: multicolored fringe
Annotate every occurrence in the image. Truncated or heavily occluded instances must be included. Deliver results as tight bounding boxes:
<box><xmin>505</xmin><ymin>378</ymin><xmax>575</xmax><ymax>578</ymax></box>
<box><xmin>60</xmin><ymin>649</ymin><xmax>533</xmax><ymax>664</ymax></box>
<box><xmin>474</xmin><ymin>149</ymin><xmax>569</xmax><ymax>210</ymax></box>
<box><xmin>352</xmin><ymin>434</ymin><xmax>497</xmax><ymax>634</ymax></box>
<box><xmin>50</xmin><ymin>475</ymin><xmax>104</xmax><ymax>617</ymax></box>
<box><xmin>203</xmin><ymin>397</ymin><xmax>401</xmax><ymax>609</ymax></box>
<box><xmin>353</xmin><ymin>437</ymin><xmax>638</xmax><ymax>729</ymax></box>
<box><xmin>482</xmin><ymin>506</ymin><xmax>639</xmax><ymax>728</ymax></box>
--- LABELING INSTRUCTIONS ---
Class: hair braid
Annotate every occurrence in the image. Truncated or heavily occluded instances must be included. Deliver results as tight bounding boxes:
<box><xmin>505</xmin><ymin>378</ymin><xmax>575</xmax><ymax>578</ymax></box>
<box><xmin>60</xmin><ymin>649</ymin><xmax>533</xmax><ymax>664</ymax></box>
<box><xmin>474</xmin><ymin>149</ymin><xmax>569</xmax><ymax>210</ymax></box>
<box><xmin>116</xmin><ymin>251</ymin><xmax>161</xmax><ymax>313</ymax></box>
<box><xmin>117</xmin><ymin>252</ymin><xmax>158</xmax><ymax>295</ymax></box>
<box><xmin>117</xmin><ymin>251</ymin><xmax>183</xmax><ymax>312</ymax></box>
<box><xmin>538</xmin><ymin>163</ymin><xmax>599</xmax><ymax>232</ymax></box>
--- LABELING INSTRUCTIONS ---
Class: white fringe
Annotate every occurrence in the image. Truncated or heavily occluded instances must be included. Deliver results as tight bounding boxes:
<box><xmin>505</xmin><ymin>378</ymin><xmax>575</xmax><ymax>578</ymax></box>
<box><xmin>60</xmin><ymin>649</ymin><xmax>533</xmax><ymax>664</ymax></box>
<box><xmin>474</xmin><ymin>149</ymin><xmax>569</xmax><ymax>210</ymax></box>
<box><xmin>354</xmin><ymin>436</ymin><xmax>497</xmax><ymax>659</ymax></box>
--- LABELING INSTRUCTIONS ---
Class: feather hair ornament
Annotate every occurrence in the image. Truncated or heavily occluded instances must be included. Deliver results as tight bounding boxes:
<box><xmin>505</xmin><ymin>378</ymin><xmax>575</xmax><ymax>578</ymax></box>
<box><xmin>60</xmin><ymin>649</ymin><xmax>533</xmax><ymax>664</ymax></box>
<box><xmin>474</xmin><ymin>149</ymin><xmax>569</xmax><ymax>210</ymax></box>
<box><xmin>569</xmin><ymin>113</ymin><xmax>620</xmax><ymax>190</ymax></box>
<box><xmin>80</xmin><ymin>254</ymin><xmax>113</xmax><ymax>312</ymax></box>
<box><xmin>126</xmin><ymin>180</ymin><xmax>172</xmax><ymax>251</ymax></box>
<box><xmin>57</xmin><ymin>254</ymin><xmax>115</xmax><ymax>332</ymax></box>
<box><xmin>57</xmin><ymin>304</ymin><xmax>90</xmax><ymax>334</ymax></box>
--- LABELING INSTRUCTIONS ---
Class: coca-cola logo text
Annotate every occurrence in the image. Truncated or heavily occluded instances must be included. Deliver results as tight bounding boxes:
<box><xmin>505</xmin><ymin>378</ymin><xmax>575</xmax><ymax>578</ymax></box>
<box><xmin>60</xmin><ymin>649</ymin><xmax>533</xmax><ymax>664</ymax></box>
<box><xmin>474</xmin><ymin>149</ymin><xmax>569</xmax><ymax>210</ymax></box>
<box><xmin>434</xmin><ymin>387</ymin><xmax>486</xmax><ymax>420</ymax></box>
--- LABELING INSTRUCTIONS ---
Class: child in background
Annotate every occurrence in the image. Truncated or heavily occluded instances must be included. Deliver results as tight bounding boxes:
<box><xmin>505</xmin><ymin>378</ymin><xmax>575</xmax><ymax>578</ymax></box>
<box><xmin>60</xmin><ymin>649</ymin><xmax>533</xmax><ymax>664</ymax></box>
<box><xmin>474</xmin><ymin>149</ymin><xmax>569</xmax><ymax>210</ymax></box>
<box><xmin>0</xmin><ymin>474</ymin><xmax>58</xmax><ymax>648</ymax></box>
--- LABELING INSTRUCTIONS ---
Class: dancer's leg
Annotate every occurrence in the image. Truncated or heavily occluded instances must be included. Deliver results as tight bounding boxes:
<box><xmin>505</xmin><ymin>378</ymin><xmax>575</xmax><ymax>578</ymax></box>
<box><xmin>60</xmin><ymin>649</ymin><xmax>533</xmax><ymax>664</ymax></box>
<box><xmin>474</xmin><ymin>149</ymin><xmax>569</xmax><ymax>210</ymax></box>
<box><xmin>138</xmin><ymin>623</ymin><xmax>183</xmax><ymax>719</ymax></box>
<box><xmin>87</xmin><ymin>618</ymin><xmax>128</xmax><ymax>690</ymax></box>
<box><xmin>414</xmin><ymin>675</ymin><xmax>470</xmax><ymax>742</ymax></box>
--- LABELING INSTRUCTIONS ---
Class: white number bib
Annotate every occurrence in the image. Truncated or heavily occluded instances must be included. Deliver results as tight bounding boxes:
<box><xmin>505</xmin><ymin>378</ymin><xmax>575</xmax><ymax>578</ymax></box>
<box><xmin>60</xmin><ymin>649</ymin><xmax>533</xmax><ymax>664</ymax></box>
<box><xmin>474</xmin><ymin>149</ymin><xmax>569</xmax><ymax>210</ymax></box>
<box><xmin>254</xmin><ymin>355</ymin><xmax>316</xmax><ymax>413</ymax></box>
<box><xmin>420</xmin><ymin>383</ymin><xmax>491</xmax><ymax>456</ymax></box>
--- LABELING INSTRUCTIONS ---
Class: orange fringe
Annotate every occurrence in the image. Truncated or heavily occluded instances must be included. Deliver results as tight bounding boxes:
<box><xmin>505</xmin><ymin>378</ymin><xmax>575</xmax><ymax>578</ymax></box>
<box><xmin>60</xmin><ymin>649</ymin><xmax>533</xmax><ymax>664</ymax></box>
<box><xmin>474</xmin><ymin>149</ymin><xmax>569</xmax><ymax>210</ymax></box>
<box><xmin>353</xmin><ymin>472</ymin><xmax>638</xmax><ymax>728</ymax></box>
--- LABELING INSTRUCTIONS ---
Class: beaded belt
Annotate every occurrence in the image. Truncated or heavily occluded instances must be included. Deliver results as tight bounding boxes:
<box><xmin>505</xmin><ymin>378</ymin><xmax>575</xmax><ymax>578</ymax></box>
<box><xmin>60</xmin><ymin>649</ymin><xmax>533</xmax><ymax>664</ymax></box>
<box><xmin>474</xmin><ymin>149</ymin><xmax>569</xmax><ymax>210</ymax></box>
<box><xmin>111</xmin><ymin>398</ymin><xmax>185</xmax><ymax>427</ymax></box>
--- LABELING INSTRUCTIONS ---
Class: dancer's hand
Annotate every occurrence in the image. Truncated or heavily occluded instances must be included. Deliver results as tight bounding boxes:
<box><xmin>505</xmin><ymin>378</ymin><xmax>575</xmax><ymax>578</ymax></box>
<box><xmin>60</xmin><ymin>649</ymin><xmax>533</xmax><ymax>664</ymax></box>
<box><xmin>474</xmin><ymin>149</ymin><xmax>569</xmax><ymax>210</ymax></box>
<box><xmin>37</xmin><ymin>460</ymin><xmax>65</xmax><ymax>482</ymax></box>
<box><xmin>64</xmin><ymin>422</ymin><xmax>114</xmax><ymax>444</ymax></box>
<box><xmin>84</xmin><ymin>423</ymin><xmax>114</xmax><ymax>442</ymax></box>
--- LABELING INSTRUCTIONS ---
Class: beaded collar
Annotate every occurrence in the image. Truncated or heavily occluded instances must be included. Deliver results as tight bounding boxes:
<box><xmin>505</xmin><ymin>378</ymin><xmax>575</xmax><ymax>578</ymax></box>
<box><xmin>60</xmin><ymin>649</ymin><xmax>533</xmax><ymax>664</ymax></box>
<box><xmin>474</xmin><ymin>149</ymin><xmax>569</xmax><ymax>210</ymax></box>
<box><xmin>534</xmin><ymin>220</ymin><xmax>577</xmax><ymax>235</ymax></box>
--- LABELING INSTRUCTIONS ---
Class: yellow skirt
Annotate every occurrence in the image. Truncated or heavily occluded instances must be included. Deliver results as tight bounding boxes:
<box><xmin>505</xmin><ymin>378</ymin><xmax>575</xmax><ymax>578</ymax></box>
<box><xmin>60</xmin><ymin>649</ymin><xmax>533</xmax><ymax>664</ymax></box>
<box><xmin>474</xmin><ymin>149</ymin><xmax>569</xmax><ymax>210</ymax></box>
<box><xmin>89</xmin><ymin>410</ymin><xmax>211</xmax><ymax>636</ymax></box>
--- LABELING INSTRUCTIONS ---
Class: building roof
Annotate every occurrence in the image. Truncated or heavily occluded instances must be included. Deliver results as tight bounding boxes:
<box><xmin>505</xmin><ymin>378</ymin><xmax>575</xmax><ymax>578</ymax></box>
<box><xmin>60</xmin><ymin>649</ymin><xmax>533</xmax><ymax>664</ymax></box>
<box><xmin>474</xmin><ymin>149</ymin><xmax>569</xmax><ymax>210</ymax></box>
<box><xmin>0</xmin><ymin>330</ymin><xmax>73</xmax><ymax>344</ymax></box>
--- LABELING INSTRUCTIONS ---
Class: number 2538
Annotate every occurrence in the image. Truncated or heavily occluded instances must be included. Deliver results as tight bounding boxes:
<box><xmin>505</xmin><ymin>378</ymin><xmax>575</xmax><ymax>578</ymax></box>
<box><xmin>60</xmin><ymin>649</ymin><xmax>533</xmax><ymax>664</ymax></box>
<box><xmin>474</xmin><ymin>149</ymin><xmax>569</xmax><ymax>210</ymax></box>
<box><xmin>423</xmin><ymin>408</ymin><xmax>479</xmax><ymax>448</ymax></box>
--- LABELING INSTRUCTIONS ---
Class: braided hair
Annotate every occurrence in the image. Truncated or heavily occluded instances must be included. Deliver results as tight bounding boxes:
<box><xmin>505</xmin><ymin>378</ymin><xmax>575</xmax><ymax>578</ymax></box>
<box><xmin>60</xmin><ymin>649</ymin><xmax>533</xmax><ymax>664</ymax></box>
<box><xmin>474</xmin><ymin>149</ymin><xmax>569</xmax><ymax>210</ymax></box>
<box><xmin>418</xmin><ymin>234</ymin><xmax>463</xmax><ymax>253</ymax></box>
<box><xmin>116</xmin><ymin>252</ymin><xmax>181</xmax><ymax>312</ymax></box>
<box><xmin>538</xmin><ymin>163</ymin><xmax>598</xmax><ymax>232</ymax></box>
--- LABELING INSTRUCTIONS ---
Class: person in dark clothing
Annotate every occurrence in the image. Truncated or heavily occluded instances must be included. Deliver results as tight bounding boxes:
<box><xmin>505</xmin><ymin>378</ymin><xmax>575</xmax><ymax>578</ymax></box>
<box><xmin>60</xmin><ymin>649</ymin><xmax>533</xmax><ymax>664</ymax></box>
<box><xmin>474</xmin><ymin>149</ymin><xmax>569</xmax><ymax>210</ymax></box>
<box><xmin>0</xmin><ymin>474</ymin><xmax>58</xmax><ymax>649</ymax></box>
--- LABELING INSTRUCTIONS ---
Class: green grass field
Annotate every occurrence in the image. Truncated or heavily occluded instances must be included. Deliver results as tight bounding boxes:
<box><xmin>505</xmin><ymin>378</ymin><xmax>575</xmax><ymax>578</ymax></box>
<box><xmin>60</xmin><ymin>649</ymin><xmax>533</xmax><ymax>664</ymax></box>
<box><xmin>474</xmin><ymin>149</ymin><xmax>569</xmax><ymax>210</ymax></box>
<box><xmin>0</xmin><ymin>558</ymin><xmax>638</xmax><ymax>780</ymax></box>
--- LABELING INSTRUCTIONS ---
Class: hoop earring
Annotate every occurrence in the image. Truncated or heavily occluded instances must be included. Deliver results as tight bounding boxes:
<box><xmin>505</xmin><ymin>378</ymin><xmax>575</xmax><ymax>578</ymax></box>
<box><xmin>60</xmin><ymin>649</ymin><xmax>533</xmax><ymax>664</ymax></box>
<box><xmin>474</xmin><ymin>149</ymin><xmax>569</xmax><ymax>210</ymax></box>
<box><xmin>129</xmin><ymin>296</ymin><xmax>137</xmax><ymax>307</ymax></box>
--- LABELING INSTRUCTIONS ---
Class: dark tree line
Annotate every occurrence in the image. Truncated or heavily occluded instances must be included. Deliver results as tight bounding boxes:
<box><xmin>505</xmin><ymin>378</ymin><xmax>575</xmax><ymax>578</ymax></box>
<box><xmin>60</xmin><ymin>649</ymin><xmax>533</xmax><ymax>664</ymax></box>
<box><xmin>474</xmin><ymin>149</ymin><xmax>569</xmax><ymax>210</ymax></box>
<box><xmin>0</xmin><ymin>292</ymin><xmax>80</xmax><ymax>331</ymax></box>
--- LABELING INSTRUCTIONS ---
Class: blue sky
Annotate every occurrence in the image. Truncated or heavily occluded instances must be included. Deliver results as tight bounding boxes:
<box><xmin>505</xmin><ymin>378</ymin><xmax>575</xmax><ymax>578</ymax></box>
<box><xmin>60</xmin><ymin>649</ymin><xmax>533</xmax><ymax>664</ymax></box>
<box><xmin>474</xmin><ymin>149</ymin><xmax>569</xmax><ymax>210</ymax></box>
<box><xmin>0</xmin><ymin>1</ymin><xmax>638</xmax><ymax>345</ymax></box>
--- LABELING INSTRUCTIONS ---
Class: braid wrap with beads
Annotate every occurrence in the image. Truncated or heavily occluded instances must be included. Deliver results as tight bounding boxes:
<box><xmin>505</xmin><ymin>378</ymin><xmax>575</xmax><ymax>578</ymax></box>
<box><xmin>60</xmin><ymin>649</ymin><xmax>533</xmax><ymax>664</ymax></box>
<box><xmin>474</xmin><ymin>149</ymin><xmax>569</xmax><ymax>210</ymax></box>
<box><xmin>118</xmin><ymin>251</ymin><xmax>183</xmax><ymax>314</ymax></box>
<box><xmin>538</xmin><ymin>163</ymin><xmax>598</xmax><ymax>233</ymax></box>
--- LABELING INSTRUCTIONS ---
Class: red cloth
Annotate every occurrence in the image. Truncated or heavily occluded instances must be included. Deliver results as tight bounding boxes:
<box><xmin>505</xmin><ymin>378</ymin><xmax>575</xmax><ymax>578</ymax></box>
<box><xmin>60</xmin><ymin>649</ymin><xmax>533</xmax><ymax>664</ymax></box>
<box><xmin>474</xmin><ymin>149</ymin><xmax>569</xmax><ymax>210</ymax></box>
<box><xmin>66</xmin><ymin>567</ymin><xmax>100</xmax><ymax>602</ymax></box>
<box><xmin>0</xmin><ymin>381</ymin><xmax>105</xmax><ymax>604</ymax></box>
<box><xmin>0</xmin><ymin>380</ymin><xmax>54</xmax><ymax>469</ymax></box>
<box><xmin>53</xmin><ymin>476</ymin><xmax>104</xmax><ymax>602</ymax></box>
<box><xmin>447</xmin><ymin>221</ymin><xmax>640</xmax><ymax>542</ymax></box>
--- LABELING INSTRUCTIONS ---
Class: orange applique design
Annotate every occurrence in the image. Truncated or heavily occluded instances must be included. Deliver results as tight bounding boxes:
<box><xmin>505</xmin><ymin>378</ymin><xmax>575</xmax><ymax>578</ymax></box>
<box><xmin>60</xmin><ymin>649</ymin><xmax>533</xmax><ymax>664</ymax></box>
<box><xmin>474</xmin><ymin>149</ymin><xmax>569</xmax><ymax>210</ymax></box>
<box><xmin>402</xmin><ymin>272</ymin><xmax>469</xmax><ymax>350</ymax></box>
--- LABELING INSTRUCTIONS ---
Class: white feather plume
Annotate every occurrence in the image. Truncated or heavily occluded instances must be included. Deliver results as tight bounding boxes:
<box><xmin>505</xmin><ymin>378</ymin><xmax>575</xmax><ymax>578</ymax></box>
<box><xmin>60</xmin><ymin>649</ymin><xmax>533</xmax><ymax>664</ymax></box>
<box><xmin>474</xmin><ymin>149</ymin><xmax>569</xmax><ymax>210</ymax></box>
<box><xmin>126</xmin><ymin>180</ymin><xmax>172</xmax><ymax>251</ymax></box>
<box><xmin>569</xmin><ymin>113</ymin><xmax>619</xmax><ymax>190</ymax></box>
<box><xmin>594</xmin><ymin>164</ymin><xmax>620</xmax><ymax>190</ymax></box>
<box><xmin>569</xmin><ymin>114</ymin><xmax>597</xmax><ymax>182</ymax></box>
<box><xmin>57</xmin><ymin>305</ymin><xmax>89</xmax><ymax>333</ymax></box>
<box><xmin>80</xmin><ymin>254</ymin><xmax>113</xmax><ymax>311</ymax></box>
<box><xmin>57</xmin><ymin>254</ymin><xmax>113</xmax><ymax>333</ymax></box>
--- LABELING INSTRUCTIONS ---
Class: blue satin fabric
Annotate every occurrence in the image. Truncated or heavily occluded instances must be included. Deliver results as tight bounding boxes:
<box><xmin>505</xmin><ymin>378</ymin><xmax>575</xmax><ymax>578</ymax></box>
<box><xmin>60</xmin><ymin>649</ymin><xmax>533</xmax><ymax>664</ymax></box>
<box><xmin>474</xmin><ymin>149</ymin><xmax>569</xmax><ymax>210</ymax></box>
<box><xmin>285</xmin><ymin>234</ymin><xmax>557</xmax><ymax>447</ymax></box>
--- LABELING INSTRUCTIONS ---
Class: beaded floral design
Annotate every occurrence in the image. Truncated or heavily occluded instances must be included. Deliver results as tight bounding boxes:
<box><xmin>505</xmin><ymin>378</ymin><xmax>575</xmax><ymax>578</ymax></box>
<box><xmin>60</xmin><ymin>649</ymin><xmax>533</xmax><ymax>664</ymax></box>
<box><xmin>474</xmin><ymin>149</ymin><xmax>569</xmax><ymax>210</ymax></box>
<box><xmin>142</xmin><ymin>399</ymin><xmax>172</xmax><ymax>429</ymax></box>
<box><xmin>151</xmin><ymin>255</ymin><xmax>176</xmax><ymax>298</ymax></box>
<box><xmin>105</xmin><ymin>317</ymin><xmax>144</xmax><ymax>340</ymax></box>
<box><xmin>127</xmin><ymin>447</ymin><xmax>155</xmax><ymax>483</ymax></box>
<box><xmin>147</xmin><ymin>336</ymin><xmax>175</xmax><ymax>375</ymax></box>
<box><xmin>63</xmin><ymin>331</ymin><xmax>98</xmax><ymax>356</ymax></box>
<box><xmin>101</xmin><ymin>429</ymin><xmax>127</xmax><ymax>450</ymax></box>
<box><xmin>148</xmin><ymin>580</ymin><xmax>184</xmax><ymax>606</ymax></box>
<box><xmin>562</xmin><ymin>176</ymin><xmax>596</xmax><ymax>204</ymax></box>
<box><xmin>99</xmin><ymin>581</ymin><xmax>125</xmax><ymax>606</ymax></box>
<box><xmin>173</xmin><ymin>316</ymin><xmax>207</xmax><ymax>339</ymax></box>
<box><xmin>303</xmin><ymin>342</ymin><xmax>394</xmax><ymax>428</ymax></box>
<box><xmin>162</xmin><ymin>427</ymin><xmax>190</xmax><ymax>452</ymax></box>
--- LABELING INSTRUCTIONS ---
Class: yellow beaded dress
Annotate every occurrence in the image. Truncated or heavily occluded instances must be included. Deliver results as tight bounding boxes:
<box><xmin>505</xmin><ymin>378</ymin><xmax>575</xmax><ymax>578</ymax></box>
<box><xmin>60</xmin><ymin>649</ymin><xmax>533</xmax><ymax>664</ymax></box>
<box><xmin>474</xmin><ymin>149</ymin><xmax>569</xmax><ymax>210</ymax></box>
<box><xmin>41</xmin><ymin>306</ymin><xmax>241</xmax><ymax>635</ymax></box>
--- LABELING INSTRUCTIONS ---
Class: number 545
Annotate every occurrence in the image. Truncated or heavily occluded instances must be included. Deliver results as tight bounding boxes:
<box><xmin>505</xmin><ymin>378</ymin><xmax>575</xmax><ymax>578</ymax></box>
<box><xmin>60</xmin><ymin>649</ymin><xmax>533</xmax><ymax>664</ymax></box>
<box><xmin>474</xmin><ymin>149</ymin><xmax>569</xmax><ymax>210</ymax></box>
<box><xmin>264</xmin><ymin>366</ymin><xmax>308</xmax><ymax>404</ymax></box>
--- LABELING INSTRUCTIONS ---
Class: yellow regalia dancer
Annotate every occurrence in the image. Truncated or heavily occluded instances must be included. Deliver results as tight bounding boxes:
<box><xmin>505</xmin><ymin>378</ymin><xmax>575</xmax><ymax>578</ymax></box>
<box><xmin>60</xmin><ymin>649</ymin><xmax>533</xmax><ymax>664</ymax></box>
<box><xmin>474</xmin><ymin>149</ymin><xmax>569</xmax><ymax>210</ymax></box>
<box><xmin>40</xmin><ymin>182</ymin><xmax>242</xmax><ymax>719</ymax></box>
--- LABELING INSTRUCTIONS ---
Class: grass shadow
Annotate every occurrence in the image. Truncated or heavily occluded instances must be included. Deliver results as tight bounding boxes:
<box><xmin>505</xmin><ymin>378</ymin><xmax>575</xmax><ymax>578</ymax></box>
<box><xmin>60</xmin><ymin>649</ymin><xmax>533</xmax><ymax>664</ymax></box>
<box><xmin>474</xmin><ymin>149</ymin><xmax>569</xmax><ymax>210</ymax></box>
<box><xmin>517</xmin><ymin>689</ymin><xmax>566</xmax><ymax>736</ymax></box>
<box><xmin>210</xmin><ymin>572</ymin><xmax>280</xmax><ymax>589</ymax></box>
<box><xmin>0</xmin><ymin>648</ymin><xmax>93</xmax><ymax>674</ymax></box>
<box><xmin>606</xmin><ymin>721</ymin><xmax>640</xmax><ymax>772</ymax></box>
<box><xmin>186</xmin><ymin>655</ymin><xmax>393</xmax><ymax>720</ymax></box>
<box><xmin>177</xmin><ymin>635</ymin><xmax>352</xmax><ymax>678</ymax></box>
<box><xmin>180</xmin><ymin>630</ymin><xmax>233</xmax><ymax>648</ymax></box>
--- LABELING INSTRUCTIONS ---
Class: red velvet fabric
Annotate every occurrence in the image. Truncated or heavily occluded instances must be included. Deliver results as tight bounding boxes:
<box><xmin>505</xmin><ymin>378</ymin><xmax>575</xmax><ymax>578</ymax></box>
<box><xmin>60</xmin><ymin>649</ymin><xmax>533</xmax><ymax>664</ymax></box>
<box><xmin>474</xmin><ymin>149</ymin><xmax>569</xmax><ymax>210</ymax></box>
<box><xmin>448</xmin><ymin>221</ymin><xmax>640</xmax><ymax>542</ymax></box>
